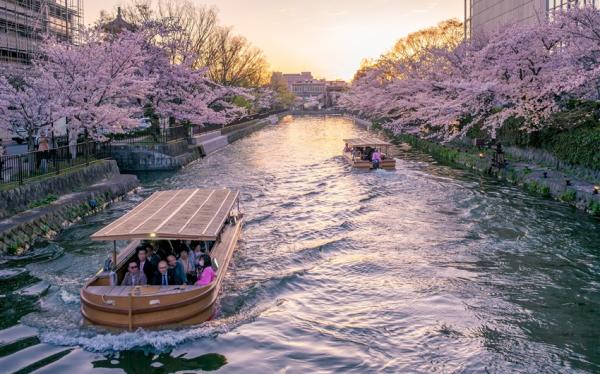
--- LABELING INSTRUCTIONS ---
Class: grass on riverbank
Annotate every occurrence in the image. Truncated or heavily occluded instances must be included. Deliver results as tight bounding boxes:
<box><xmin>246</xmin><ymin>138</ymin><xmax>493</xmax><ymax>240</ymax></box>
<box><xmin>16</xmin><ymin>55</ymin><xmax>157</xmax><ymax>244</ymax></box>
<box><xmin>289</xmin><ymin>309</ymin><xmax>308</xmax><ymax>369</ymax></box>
<box><xmin>27</xmin><ymin>195</ymin><xmax>59</xmax><ymax>209</ymax></box>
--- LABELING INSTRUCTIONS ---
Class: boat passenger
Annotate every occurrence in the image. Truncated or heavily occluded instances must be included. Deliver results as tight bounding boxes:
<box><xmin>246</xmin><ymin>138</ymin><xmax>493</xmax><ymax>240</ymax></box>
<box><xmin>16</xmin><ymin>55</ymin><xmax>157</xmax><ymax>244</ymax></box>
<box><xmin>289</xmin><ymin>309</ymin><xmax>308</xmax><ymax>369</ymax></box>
<box><xmin>191</xmin><ymin>244</ymin><xmax>203</xmax><ymax>266</ymax></box>
<box><xmin>136</xmin><ymin>247</ymin><xmax>155</xmax><ymax>281</ymax></box>
<box><xmin>146</xmin><ymin>244</ymin><xmax>160</xmax><ymax>267</ymax></box>
<box><xmin>121</xmin><ymin>261</ymin><xmax>147</xmax><ymax>286</ymax></box>
<box><xmin>195</xmin><ymin>254</ymin><xmax>217</xmax><ymax>286</ymax></box>
<box><xmin>156</xmin><ymin>242</ymin><xmax>172</xmax><ymax>260</ymax></box>
<box><xmin>152</xmin><ymin>260</ymin><xmax>177</xmax><ymax>286</ymax></box>
<box><xmin>353</xmin><ymin>147</ymin><xmax>363</xmax><ymax>159</ymax></box>
<box><xmin>343</xmin><ymin>143</ymin><xmax>351</xmax><ymax>153</ymax></box>
<box><xmin>167</xmin><ymin>255</ymin><xmax>186</xmax><ymax>285</ymax></box>
<box><xmin>371</xmin><ymin>149</ymin><xmax>381</xmax><ymax>169</ymax></box>
<box><xmin>178</xmin><ymin>248</ymin><xmax>196</xmax><ymax>284</ymax></box>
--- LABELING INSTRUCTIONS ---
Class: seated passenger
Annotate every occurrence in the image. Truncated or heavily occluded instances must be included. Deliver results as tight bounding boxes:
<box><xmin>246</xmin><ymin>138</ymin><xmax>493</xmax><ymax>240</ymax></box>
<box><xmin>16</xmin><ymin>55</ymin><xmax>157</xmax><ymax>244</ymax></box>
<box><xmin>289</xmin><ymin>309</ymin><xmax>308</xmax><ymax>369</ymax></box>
<box><xmin>156</xmin><ymin>241</ymin><xmax>173</xmax><ymax>260</ymax></box>
<box><xmin>343</xmin><ymin>143</ymin><xmax>351</xmax><ymax>153</ymax></box>
<box><xmin>152</xmin><ymin>260</ymin><xmax>176</xmax><ymax>286</ymax></box>
<box><xmin>146</xmin><ymin>244</ymin><xmax>161</xmax><ymax>267</ymax></box>
<box><xmin>136</xmin><ymin>247</ymin><xmax>155</xmax><ymax>281</ymax></box>
<box><xmin>353</xmin><ymin>147</ymin><xmax>363</xmax><ymax>158</ymax></box>
<box><xmin>195</xmin><ymin>254</ymin><xmax>217</xmax><ymax>286</ymax></box>
<box><xmin>178</xmin><ymin>248</ymin><xmax>196</xmax><ymax>284</ymax></box>
<box><xmin>191</xmin><ymin>244</ymin><xmax>203</xmax><ymax>266</ymax></box>
<box><xmin>371</xmin><ymin>149</ymin><xmax>381</xmax><ymax>168</ymax></box>
<box><xmin>121</xmin><ymin>261</ymin><xmax>147</xmax><ymax>286</ymax></box>
<box><xmin>167</xmin><ymin>255</ymin><xmax>186</xmax><ymax>285</ymax></box>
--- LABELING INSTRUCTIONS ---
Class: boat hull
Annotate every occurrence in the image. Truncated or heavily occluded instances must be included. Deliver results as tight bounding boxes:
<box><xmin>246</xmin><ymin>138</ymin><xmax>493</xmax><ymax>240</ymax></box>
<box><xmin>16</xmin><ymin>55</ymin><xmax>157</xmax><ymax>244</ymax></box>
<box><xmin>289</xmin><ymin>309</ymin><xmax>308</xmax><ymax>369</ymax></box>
<box><xmin>80</xmin><ymin>217</ymin><xmax>243</xmax><ymax>329</ymax></box>
<box><xmin>343</xmin><ymin>152</ymin><xmax>396</xmax><ymax>169</ymax></box>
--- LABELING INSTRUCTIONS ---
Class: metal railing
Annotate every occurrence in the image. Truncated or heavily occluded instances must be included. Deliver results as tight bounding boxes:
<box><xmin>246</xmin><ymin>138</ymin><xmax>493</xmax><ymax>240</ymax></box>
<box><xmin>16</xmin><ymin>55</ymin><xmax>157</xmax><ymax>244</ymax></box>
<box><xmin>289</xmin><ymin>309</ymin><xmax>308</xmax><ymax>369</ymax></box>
<box><xmin>0</xmin><ymin>141</ymin><xmax>111</xmax><ymax>185</ymax></box>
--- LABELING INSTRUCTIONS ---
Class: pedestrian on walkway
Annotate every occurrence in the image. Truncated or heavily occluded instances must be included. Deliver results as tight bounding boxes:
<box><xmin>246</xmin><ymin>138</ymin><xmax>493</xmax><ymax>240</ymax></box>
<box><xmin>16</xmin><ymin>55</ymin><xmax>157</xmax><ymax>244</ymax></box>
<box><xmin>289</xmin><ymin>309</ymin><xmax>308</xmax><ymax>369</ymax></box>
<box><xmin>68</xmin><ymin>128</ymin><xmax>78</xmax><ymax>162</ymax></box>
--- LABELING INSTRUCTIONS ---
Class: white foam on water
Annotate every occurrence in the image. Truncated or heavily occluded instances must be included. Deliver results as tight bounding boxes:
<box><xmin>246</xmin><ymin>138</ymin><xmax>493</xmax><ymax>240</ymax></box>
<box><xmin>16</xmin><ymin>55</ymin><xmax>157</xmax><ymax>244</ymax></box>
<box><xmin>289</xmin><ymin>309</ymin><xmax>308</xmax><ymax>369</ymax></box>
<box><xmin>38</xmin><ymin>304</ymin><xmax>269</xmax><ymax>353</ymax></box>
<box><xmin>60</xmin><ymin>289</ymin><xmax>80</xmax><ymax>304</ymax></box>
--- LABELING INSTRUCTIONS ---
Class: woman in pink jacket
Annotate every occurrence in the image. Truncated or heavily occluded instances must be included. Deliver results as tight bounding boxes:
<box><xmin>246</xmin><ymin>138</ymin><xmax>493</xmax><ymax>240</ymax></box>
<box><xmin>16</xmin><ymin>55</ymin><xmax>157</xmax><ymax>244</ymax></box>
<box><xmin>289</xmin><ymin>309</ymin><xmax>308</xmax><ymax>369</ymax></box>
<box><xmin>195</xmin><ymin>254</ymin><xmax>216</xmax><ymax>286</ymax></box>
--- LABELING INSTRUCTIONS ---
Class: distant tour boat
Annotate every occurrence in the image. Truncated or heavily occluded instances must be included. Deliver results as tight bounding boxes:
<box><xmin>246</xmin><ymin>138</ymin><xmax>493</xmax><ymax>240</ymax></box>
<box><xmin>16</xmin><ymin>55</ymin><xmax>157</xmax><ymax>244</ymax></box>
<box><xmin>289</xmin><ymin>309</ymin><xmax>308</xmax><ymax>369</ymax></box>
<box><xmin>80</xmin><ymin>188</ymin><xmax>243</xmax><ymax>330</ymax></box>
<box><xmin>343</xmin><ymin>137</ymin><xmax>396</xmax><ymax>170</ymax></box>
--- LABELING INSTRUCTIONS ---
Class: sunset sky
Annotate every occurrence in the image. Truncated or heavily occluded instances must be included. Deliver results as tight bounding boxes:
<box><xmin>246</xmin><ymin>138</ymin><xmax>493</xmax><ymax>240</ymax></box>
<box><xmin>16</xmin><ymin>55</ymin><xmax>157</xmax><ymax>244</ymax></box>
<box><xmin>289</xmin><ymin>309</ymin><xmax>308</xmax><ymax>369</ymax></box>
<box><xmin>85</xmin><ymin>0</ymin><xmax>464</xmax><ymax>81</ymax></box>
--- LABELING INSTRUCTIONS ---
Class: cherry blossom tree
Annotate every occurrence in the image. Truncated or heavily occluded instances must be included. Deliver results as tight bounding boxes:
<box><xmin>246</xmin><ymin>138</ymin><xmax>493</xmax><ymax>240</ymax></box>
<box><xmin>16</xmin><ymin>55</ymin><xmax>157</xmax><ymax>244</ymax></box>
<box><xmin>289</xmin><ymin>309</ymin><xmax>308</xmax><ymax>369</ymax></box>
<box><xmin>139</xmin><ymin>23</ymin><xmax>248</xmax><ymax>127</ymax></box>
<box><xmin>40</xmin><ymin>28</ymin><xmax>156</xmax><ymax>138</ymax></box>
<box><xmin>0</xmin><ymin>74</ymin><xmax>67</xmax><ymax>150</ymax></box>
<box><xmin>251</xmin><ymin>87</ymin><xmax>278</xmax><ymax>112</ymax></box>
<box><xmin>342</xmin><ymin>6</ymin><xmax>600</xmax><ymax>142</ymax></box>
<box><xmin>0</xmin><ymin>22</ymin><xmax>253</xmax><ymax>146</ymax></box>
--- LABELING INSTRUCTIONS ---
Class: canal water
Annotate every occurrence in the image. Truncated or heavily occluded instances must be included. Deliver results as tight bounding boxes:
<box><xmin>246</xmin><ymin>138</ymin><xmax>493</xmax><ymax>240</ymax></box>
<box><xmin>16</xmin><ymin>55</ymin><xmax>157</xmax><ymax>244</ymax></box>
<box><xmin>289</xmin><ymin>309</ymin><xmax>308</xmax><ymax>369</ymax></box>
<box><xmin>1</xmin><ymin>116</ymin><xmax>599</xmax><ymax>373</ymax></box>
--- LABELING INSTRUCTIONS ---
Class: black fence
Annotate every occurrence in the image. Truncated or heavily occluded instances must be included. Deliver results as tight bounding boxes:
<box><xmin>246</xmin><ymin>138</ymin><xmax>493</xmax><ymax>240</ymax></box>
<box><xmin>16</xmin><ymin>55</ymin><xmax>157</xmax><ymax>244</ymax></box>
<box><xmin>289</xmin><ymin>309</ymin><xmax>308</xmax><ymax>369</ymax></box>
<box><xmin>0</xmin><ymin>141</ymin><xmax>111</xmax><ymax>185</ymax></box>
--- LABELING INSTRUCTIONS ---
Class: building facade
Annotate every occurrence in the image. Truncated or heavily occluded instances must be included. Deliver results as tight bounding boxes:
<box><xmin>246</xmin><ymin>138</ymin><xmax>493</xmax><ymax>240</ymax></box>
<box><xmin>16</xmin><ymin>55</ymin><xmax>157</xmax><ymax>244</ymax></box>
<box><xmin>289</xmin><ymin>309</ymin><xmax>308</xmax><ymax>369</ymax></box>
<box><xmin>290</xmin><ymin>80</ymin><xmax>327</xmax><ymax>97</ymax></box>
<box><xmin>465</xmin><ymin>0</ymin><xmax>598</xmax><ymax>39</ymax></box>
<box><xmin>270</xmin><ymin>71</ymin><xmax>314</xmax><ymax>90</ymax></box>
<box><xmin>0</xmin><ymin>0</ymin><xmax>83</xmax><ymax>67</ymax></box>
<box><xmin>271</xmin><ymin>71</ymin><xmax>348</xmax><ymax>109</ymax></box>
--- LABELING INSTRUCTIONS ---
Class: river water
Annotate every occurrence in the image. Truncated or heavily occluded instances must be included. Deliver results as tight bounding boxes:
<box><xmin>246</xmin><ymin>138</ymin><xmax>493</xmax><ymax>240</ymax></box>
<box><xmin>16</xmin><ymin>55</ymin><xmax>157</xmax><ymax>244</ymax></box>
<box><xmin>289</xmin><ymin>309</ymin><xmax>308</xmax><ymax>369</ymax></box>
<box><xmin>1</xmin><ymin>115</ymin><xmax>599</xmax><ymax>373</ymax></box>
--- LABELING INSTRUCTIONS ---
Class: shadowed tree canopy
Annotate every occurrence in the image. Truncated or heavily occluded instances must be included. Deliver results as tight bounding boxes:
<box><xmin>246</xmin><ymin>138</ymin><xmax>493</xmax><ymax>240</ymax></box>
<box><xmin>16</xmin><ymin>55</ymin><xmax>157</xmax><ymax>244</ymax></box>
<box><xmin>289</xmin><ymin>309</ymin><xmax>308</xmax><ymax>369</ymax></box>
<box><xmin>118</xmin><ymin>0</ymin><xmax>269</xmax><ymax>87</ymax></box>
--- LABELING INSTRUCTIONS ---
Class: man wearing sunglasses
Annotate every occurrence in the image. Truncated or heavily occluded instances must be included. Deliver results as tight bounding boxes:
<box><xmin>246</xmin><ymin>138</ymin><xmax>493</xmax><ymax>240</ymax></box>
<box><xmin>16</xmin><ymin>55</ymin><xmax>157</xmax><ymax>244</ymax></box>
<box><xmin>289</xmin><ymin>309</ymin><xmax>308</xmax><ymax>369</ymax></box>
<box><xmin>121</xmin><ymin>261</ymin><xmax>148</xmax><ymax>286</ymax></box>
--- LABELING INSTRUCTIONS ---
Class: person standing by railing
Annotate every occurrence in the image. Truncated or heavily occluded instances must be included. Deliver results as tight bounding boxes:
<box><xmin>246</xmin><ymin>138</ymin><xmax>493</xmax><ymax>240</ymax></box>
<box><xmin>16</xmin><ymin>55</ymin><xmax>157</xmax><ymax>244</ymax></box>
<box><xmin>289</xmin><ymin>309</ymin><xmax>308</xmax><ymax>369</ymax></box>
<box><xmin>68</xmin><ymin>128</ymin><xmax>78</xmax><ymax>162</ymax></box>
<box><xmin>37</xmin><ymin>135</ymin><xmax>49</xmax><ymax>173</ymax></box>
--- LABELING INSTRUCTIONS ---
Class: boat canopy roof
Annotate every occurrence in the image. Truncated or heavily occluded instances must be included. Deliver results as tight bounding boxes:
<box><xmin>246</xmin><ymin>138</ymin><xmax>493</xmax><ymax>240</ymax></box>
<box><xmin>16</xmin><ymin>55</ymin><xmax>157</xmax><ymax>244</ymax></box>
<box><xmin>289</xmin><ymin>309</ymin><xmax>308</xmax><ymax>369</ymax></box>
<box><xmin>91</xmin><ymin>188</ymin><xmax>239</xmax><ymax>241</ymax></box>
<box><xmin>343</xmin><ymin>137</ymin><xmax>392</xmax><ymax>147</ymax></box>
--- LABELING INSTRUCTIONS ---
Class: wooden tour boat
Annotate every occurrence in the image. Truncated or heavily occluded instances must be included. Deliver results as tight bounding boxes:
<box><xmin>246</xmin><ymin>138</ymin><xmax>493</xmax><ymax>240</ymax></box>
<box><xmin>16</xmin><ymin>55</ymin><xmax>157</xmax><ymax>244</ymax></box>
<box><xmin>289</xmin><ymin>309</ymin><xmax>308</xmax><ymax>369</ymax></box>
<box><xmin>80</xmin><ymin>188</ymin><xmax>244</xmax><ymax>330</ymax></box>
<box><xmin>343</xmin><ymin>137</ymin><xmax>396</xmax><ymax>170</ymax></box>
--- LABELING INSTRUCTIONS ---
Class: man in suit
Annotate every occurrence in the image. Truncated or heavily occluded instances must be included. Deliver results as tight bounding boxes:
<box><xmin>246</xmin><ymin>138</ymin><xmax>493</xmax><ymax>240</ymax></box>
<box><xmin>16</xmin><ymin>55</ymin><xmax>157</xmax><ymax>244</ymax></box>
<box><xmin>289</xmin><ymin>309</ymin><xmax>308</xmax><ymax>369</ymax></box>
<box><xmin>121</xmin><ymin>261</ymin><xmax>147</xmax><ymax>286</ymax></box>
<box><xmin>152</xmin><ymin>260</ymin><xmax>176</xmax><ymax>286</ymax></box>
<box><xmin>136</xmin><ymin>247</ymin><xmax>155</xmax><ymax>282</ymax></box>
<box><xmin>167</xmin><ymin>254</ymin><xmax>186</xmax><ymax>285</ymax></box>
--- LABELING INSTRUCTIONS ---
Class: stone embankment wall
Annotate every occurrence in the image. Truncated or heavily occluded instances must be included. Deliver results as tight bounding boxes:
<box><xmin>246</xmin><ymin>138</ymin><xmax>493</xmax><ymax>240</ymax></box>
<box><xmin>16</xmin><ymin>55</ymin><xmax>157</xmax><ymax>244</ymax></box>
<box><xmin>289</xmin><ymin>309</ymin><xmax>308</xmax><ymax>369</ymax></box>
<box><xmin>0</xmin><ymin>160</ymin><xmax>122</xmax><ymax>220</ymax></box>
<box><xmin>0</xmin><ymin>161</ymin><xmax>138</xmax><ymax>254</ymax></box>
<box><xmin>225</xmin><ymin>117</ymin><xmax>276</xmax><ymax>143</ymax></box>
<box><xmin>110</xmin><ymin>140</ymin><xmax>201</xmax><ymax>172</ymax></box>
<box><xmin>195</xmin><ymin>114</ymin><xmax>285</xmax><ymax>156</ymax></box>
<box><xmin>503</xmin><ymin>146</ymin><xmax>600</xmax><ymax>183</ymax></box>
<box><xmin>392</xmin><ymin>133</ymin><xmax>600</xmax><ymax>217</ymax></box>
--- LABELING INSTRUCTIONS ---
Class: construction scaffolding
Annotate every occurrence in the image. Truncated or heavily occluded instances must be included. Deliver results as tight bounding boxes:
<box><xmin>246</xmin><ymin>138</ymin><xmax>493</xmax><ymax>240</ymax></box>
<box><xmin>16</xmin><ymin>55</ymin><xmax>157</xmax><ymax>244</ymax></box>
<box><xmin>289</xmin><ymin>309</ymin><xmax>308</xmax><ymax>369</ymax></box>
<box><xmin>0</xmin><ymin>0</ymin><xmax>83</xmax><ymax>66</ymax></box>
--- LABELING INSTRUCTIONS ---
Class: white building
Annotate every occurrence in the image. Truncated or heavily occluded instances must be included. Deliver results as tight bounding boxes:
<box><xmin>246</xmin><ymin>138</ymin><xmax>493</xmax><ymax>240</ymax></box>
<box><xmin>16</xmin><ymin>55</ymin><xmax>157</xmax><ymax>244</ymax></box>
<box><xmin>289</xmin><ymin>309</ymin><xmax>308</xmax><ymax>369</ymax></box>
<box><xmin>465</xmin><ymin>0</ymin><xmax>599</xmax><ymax>39</ymax></box>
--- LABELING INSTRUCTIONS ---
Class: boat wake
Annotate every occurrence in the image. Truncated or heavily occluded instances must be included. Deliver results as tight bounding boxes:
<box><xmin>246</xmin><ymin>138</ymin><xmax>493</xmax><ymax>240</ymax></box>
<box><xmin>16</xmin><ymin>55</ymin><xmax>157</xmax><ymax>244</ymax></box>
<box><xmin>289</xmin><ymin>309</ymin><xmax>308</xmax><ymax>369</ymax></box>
<box><xmin>37</xmin><ymin>301</ymin><xmax>274</xmax><ymax>353</ymax></box>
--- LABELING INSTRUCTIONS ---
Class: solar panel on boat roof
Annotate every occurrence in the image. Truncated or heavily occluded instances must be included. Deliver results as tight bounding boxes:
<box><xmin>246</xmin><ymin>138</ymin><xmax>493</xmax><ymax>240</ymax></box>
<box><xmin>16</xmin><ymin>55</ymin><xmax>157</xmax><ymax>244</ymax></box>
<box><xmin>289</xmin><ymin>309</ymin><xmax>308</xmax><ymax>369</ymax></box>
<box><xmin>90</xmin><ymin>188</ymin><xmax>239</xmax><ymax>241</ymax></box>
